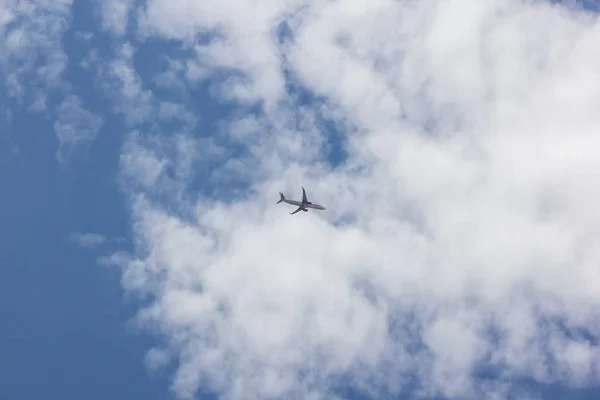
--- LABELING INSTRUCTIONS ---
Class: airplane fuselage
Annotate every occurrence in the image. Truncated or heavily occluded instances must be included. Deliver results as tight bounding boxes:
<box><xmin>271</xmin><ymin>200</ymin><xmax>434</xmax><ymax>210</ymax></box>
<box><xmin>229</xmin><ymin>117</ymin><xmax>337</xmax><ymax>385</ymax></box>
<box><xmin>278</xmin><ymin>187</ymin><xmax>326</xmax><ymax>214</ymax></box>
<box><xmin>282</xmin><ymin>199</ymin><xmax>326</xmax><ymax>210</ymax></box>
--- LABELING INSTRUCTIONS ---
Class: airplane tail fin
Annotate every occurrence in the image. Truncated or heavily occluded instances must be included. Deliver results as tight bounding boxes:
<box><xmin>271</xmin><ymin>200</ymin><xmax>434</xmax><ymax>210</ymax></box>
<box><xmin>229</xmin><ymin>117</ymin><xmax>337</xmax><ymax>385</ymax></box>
<box><xmin>277</xmin><ymin>192</ymin><xmax>285</xmax><ymax>204</ymax></box>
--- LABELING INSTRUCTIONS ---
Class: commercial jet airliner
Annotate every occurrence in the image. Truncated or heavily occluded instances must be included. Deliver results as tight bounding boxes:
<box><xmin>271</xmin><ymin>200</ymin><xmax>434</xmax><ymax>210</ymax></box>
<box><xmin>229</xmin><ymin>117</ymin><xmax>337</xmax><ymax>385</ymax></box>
<box><xmin>277</xmin><ymin>187</ymin><xmax>326</xmax><ymax>215</ymax></box>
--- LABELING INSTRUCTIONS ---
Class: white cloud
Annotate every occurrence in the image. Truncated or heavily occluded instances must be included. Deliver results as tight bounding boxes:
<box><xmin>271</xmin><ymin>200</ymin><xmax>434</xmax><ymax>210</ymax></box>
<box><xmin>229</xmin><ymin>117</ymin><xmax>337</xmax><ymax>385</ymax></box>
<box><xmin>97</xmin><ymin>42</ymin><xmax>198</xmax><ymax>135</ymax></box>
<box><xmin>0</xmin><ymin>0</ymin><xmax>72</xmax><ymax>106</ymax></box>
<box><xmin>99</xmin><ymin>43</ymin><xmax>156</xmax><ymax>125</ymax></box>
<box><xmin>54</xmin><ymin>94</ymin><xmax>104</xmax><ymax>162</ymax></box>
<box><xmin>120</xmin><ymin>131</ymin><xmax>169</xmax><ymax>189</ymax></box>
<box><xmin>144</xmin><ymin>346</ymin><xmax>172</xmax><ymax>373</ymax></box>
<box><xmin>119</xmin><ymin>130</ymin><xmax>203</xmax><ymax>210</ymax></box>
<box><xmin>137</xmin><ymin>0</ymin><xmax>301</xmax><ymax>108</ymax></box>
<box><xmin>158</xmin><ymin>102</ymin><xmax>197</xmax><ymax>130</ymax></box>
<box><xmin>98</xmin><ymin>0</ymin><xmax>133</xmax><ymax>36</ymax></box>
<box><xmin>107</xmin><ymin>0</ymin><xmax>600</xmax><ymax>399</ymax></box>
<box><xmin>70</xmin><ymin>232</ymin><xmax>107</xmax><ymax>247</ymax></box>
<box><xmin>153</xmin><ymin>57</ymin><xmax>192</xmax><ymax>97</ymax></box>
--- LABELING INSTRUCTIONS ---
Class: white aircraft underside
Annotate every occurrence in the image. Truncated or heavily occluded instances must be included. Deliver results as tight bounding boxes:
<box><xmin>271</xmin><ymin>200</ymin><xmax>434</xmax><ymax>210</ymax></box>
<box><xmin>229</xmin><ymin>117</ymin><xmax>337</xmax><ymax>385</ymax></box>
<box><xmin>277</xmin><ymin>187</ymin><xmax>326</xmax><ymax>215</ymax></box>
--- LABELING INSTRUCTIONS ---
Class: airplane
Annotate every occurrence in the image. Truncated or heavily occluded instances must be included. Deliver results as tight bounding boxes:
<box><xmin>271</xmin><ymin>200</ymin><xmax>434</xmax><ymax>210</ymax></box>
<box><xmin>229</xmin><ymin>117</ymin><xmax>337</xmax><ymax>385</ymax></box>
<box><xmin>277</xmin><ymin>187</ymin><xmax>326</xmax><ymax>215</ymax></box>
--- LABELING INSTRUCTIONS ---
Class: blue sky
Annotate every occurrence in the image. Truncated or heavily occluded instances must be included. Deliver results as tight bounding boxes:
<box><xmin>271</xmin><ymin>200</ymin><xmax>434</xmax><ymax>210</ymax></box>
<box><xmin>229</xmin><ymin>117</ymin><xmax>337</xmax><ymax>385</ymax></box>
<box><xmin>3</xmin><ymin>1</ymin><xmax>600</xmax><ymax>399</ymax></box>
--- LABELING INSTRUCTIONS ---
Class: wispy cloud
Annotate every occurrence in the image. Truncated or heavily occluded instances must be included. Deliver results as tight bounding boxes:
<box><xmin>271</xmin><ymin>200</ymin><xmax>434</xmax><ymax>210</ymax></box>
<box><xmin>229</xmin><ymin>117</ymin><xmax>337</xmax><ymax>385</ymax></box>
<box><xmin>120</xmin><ymin>131</ymin><xmax>169</xmax><ymax>190</ymax></box>
<box><xmin>1</xmin><ymin>1</ymin><xmax>111</xmax><ymax>167</ymax></box>
<box><xmin>100</xmin><ymin>43</ymin><xmax>156</xmax><ymax>125</ymax></box>
<box><xmin>98</xmin><ymin>0</ymin><xmax>133</xmax><ymax>36</ymax></box>
<box><xmin>70</xmin><ymin>232</ymin><xmax>129</xmax><ymax>251</ymax></box>
<box><xmin>102</xmin><ymin>1</ymin><xmax>600</xmax><ymax>399</ymax></box>
<box><xmin>69</xmin><ymin>232</ymin><xmax>107</xmax><ymax>248</ymax></box>
<box><xmin>54</xmin><ymin>94</ymin><xmax>104</xmax><ymax>163</ymax></box>
<box><xmin>0</xmin><ymin>0</ymin><xmax>72</xmax><ymax>107</ymax></box>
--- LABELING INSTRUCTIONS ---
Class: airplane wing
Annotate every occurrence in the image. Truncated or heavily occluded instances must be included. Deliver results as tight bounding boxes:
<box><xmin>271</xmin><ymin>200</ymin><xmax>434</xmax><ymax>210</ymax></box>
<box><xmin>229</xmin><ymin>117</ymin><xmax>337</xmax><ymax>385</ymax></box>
<box><xmin>302</xmin><ymin>187</ymin><xmax>308</xmax><ymax>203</ymax></box>
<box><xmin>290</xmin><ymin>205</ymin><xmax>304</xmax><ymax>215</ymax></box>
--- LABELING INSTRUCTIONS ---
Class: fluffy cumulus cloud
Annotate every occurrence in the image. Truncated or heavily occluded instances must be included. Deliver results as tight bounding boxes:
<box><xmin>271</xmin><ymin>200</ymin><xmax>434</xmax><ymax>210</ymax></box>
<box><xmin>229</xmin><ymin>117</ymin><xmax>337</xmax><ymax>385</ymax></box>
<box><xmin>101</xmin><ymin>0</ymin><xmax>600</xmax><ymax>399</ymax></box>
